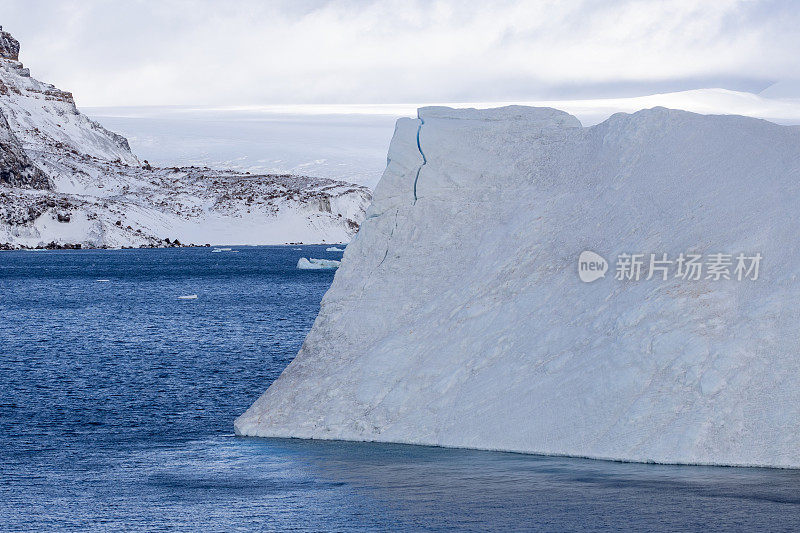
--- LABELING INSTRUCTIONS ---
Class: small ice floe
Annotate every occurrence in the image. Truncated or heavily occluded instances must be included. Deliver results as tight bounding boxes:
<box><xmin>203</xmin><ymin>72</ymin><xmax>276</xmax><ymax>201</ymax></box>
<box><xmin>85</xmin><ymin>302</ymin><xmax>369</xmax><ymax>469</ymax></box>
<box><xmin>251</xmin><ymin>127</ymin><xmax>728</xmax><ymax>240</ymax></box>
<box><xmin>211</xmin><ymin>247</ymin><xmax>232</xmax><ymax>253</ymax></box>
<box><xmin>326</xmin><ymin>246</ymin><xmax>345</xmax><ymax>252</ymax></box>
<box><xmin>297</xmin><ymin>258</ymin><xmax>340</xmax><ymax>270</ymax></box>
<box><xmin>96</xmin><ymin>279</ymin><xmax>110</xmax><ymax>283</ymax></box>
<box><xmin>293</xmin><ymin>247</ymin><xmax>302</xmax><ymax>250</ymax></box>
<box><xmin>178</xmin><ymin>294</ymin><xmax>198</xmax><ymax>300</ymax></box>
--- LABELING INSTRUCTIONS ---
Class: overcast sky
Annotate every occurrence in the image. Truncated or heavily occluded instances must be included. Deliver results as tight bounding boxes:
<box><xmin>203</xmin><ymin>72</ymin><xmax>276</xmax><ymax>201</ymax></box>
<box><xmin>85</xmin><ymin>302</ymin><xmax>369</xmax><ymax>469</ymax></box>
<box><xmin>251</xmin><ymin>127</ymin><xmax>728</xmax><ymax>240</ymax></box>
<box><xmin>1</xmin><ymin>0</ymin><xmax>798</xmax><ymax>107</ymax></box>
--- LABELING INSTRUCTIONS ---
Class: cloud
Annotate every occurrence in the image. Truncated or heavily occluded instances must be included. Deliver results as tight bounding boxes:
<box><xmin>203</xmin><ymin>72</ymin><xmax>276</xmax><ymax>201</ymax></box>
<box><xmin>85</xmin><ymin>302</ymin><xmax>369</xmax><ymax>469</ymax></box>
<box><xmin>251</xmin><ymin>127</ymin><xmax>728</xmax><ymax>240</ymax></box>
<box><xmin>1</xmin><ymin>0</ymin><xmax>798</xmax><ymax>106</ymax></box>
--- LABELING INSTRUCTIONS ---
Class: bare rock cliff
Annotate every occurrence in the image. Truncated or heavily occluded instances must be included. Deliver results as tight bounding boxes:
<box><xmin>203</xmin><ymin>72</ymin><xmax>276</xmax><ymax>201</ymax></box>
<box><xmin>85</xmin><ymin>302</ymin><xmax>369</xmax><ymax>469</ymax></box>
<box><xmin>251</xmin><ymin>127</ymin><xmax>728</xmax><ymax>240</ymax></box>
<box><xmin>0</xmin><ymin>26</ymin><xmax>20</xmax><ymax>61</ymax></box>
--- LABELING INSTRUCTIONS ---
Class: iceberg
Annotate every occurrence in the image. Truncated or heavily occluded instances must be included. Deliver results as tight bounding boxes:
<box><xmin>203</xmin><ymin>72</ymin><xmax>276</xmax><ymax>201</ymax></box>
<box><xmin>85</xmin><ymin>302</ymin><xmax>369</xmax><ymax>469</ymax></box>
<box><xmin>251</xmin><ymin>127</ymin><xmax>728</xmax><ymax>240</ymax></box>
<box><xmin>236</xmin><ymin>105</ymin><xmax>800</xmax><ymax>468</ymax></box>
<box><xmin>326</xmin><ymin>246</ymin><xmax>345</xmax><ymax>252</ymax></box>
<box><xmin>297</xmin><ymin>257</ymin><xmax>340</xmax><ymax>270</ymax></box>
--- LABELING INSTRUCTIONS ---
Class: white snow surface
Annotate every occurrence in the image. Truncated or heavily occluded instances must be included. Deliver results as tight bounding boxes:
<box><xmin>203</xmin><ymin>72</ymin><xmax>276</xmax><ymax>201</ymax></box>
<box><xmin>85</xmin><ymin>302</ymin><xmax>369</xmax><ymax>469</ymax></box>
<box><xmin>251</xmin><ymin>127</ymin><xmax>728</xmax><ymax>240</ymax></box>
<box><xmin>236</xmin><ymin>104</ymin><xmax>800</xmax><ymax>468</ymax></box>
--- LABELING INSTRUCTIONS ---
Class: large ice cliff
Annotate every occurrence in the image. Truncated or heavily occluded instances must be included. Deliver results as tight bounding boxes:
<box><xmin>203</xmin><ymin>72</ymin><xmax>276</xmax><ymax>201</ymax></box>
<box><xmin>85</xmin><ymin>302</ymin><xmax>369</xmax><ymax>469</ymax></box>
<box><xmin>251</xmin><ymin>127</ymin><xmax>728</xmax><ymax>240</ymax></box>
<box><xmin>236</xmin><ymin>105</ymin><xmax>800</xmax><ymax>468</ymax></box>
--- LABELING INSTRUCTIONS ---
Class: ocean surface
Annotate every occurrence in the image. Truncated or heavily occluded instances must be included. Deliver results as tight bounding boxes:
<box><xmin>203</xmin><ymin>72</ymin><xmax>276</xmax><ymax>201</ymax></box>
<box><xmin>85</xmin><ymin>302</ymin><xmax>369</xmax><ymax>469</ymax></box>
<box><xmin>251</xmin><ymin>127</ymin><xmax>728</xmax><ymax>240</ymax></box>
<box><xmin>1</xmin><ymin>247</ymin><xmax>799</xmax><ymax>532</ymax></box>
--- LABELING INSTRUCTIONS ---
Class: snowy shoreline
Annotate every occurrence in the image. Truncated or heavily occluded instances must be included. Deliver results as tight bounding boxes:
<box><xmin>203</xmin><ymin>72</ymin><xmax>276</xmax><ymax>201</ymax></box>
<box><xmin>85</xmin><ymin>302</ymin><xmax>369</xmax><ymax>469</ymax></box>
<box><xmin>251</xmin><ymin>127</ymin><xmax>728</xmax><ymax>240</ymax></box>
<box><xmin>0</xmin><ymin>241</ymin><xmax>349</xmax><ymax>251</ymax></box>
<box><xmin>0</xmin><ymin>28</ymin><xmax>371</xmax><ymax>250</ymax></box>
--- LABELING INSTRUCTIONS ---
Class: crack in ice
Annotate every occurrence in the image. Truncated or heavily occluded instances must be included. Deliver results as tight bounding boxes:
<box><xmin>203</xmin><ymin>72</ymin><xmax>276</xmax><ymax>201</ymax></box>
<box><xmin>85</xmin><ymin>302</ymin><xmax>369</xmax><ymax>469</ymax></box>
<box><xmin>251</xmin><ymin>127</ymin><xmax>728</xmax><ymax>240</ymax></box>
<box><xmin>412</xmin><ymin>114</ymin><xmax>427</xmax><ymax>204</ymax></box>
<box><xmin>377</xmin><ymin>208</ymin><xmax>400</xmax><ymax>268</ymax></box>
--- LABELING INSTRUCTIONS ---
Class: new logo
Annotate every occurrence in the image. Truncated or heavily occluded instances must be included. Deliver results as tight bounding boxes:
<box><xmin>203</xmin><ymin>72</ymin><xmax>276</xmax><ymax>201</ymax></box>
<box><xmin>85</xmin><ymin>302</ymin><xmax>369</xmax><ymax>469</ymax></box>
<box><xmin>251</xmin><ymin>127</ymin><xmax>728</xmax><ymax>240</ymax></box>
<box><xmin>578</xmin><ymin>251</ymin><xmax>608</xmax><ymax>283</ymax></box>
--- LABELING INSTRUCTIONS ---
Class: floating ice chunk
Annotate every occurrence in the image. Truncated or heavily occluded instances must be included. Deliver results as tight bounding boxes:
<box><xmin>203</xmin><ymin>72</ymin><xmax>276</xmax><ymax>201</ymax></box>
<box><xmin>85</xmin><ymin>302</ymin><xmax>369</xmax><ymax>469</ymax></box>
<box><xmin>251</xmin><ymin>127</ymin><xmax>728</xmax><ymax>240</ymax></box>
<box><xmin>211</xmin><ymin>247</ymin><xmax>232</xmax><ymax>252</ymax></box>
<box><xmin>178</xmin><ymin>294</ymin><xmax>198</xmax><ymax>299</ymax></box>
<box><xmin>326</xmin><ymin>246</ymin><xmax>345</xmax><ymax>252</ymax></box>
<box><xmin>96</xmin><ymin>279</ymin><xmax>110</xmax><ymax>282</ymax></box>
<box><xmin>297</xmin><ymin>257</ymin><xmax>340</xmax><ymax>270</ymax></box>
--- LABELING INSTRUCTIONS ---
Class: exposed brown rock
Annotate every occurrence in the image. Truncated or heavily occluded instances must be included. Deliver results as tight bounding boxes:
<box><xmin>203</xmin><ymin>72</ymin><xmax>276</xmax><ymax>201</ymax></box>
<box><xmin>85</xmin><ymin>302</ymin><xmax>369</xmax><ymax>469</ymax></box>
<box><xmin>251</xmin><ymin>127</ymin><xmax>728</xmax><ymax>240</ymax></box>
<box><xmin>0</xmin><ymin>26</ymin><xmax>20</xmax><ymax>61</ymax></box>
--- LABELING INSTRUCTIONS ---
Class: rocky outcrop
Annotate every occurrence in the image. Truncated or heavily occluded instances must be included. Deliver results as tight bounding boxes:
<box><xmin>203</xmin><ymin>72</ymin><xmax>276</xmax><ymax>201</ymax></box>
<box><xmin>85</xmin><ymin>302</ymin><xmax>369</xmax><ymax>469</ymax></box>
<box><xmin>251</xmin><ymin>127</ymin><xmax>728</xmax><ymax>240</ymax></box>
<box><xmin>0</xmin><ymin>108</ymin><xmax>48</xmax><ymax>188</ymax></box>
<box><xmin>0</xmin><ymin>27</ymin><xmax>19</xmax><ymax>61</ymax></box>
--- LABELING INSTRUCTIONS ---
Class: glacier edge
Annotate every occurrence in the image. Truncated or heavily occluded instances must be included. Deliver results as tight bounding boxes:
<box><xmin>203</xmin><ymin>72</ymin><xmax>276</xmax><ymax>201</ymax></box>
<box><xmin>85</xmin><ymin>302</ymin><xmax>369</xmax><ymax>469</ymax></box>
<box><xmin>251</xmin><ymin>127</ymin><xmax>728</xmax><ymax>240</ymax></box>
<box><xmin>236</xmin><ymin>105</ymin><xmax>800</xmax><ymax>468</ymax></box>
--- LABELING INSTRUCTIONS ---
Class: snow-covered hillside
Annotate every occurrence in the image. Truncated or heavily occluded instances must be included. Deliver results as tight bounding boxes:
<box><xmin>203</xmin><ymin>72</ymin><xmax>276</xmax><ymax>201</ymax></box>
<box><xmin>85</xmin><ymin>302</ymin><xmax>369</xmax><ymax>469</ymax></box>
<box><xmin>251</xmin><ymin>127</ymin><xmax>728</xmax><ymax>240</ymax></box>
<box><xmin>0</xmin><ymin>27</ymin><xmax>370</xmax><ymax>248</ymax></box>
<box><xmin>236</xmin><ymin>105</ymin><xmax>800</xmax><ymax>468</ymax></box>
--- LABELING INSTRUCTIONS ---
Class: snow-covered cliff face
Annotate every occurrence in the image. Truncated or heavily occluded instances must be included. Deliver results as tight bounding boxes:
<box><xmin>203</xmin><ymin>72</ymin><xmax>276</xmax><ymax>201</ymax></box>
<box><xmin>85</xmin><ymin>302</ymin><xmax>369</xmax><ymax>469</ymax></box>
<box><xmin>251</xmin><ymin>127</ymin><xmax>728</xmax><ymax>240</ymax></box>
<box><xmin>0</xmin><ymin>28</ymin><xmax>370</xmax><ymax>247</ymax></box>
<box><xmin>0</xmin><ymin>33</ymin><xmax>137</xmax><ymax>167</ymax></box>
<box><xmin>236</xmin><ymin>105</ymin><xmax>800</xmax><ymax>468</ymax></box>
<box><xmin>0</xmin><ymin>108</ymin><xmax>48</xmax><ymax>188</ymax></box>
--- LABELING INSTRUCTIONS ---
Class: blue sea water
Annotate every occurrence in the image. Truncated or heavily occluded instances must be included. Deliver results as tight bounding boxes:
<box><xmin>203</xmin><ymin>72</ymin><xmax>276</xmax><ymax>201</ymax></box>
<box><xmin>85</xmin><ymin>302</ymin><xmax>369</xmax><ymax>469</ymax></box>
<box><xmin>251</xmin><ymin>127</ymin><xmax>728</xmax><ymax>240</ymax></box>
<box><xmin>1</xmin><ymin>247</ymin><xmax>799</xmax><ymax>532</ymax></box>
